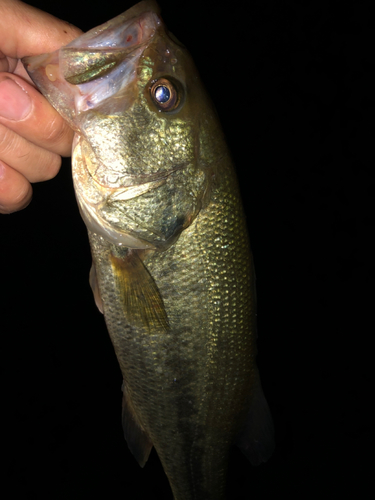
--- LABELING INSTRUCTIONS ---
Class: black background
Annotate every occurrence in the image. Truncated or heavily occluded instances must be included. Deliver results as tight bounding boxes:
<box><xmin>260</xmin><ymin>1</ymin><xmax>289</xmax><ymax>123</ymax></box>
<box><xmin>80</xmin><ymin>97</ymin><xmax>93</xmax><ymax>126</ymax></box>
<box><xmin>2</xmin><ymin>0</ymin><xmax>374</xmax><ymax>497</ymax></box>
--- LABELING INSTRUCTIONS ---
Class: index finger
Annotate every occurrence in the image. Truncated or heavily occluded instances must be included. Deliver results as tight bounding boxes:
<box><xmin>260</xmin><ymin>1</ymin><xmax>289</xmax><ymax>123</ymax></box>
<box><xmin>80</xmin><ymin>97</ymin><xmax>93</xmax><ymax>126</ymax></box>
<box><xmin>0</xmin><ymin>0</ymin><xmax>82</xmax><ymax>60</ymax></box>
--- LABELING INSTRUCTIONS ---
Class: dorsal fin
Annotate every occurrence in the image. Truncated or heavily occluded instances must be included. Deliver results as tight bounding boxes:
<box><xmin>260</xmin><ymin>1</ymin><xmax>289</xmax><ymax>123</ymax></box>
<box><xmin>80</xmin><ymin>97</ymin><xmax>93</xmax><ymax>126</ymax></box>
<box><xmin>110</xmin><ymin>249</ymin><xmax>169</xmax><ymax>334</ymax></box>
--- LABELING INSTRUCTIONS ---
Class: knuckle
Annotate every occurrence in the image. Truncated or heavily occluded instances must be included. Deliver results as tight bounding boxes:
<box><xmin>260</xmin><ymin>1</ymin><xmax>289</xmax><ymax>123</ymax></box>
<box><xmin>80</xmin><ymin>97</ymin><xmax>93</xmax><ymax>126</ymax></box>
<box><xmin>41</xmin><ymin>115</ymin><xmax>71</xmax><ymax>149</ymax></box>
<box><xmin>12</xmin><ymin>182</ymin><xmax>32</xmax><ymax>209</ymax></box>
<box><xmin>0</xmin><ymin>161</ymin><xmax>32</xmax><ymax>213</ymax></box>
<box><xmin>0</xmin><ymin>124</ymin><xmax>17</xmax><ymax>155</ymax></box>
<box><xmin>40</xmin><ymin>152</ymin><xmax>62</xmax><ymax>181</ymax></box>
<box><xmin>0</xmin><ymin>123</ymin><xmax>62</xmax><ymax>183</ymax></box>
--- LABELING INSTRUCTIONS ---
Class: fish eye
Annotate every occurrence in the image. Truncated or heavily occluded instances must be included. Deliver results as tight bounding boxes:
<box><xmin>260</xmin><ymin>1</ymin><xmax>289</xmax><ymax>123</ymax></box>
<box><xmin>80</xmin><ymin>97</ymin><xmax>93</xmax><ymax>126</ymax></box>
<box><xmin>149</xmin><ymin>77</ymin><xmax>182</xmax><ymax>112</ymax></box>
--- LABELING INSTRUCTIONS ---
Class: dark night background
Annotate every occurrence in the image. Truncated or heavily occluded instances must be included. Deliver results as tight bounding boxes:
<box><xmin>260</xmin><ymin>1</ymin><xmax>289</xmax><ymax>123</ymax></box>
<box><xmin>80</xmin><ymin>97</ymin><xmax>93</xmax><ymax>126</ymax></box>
<box><xmin>2</xmin><ymin>0</ymin><xmax>374</xmax><ymax>497</ymax></box>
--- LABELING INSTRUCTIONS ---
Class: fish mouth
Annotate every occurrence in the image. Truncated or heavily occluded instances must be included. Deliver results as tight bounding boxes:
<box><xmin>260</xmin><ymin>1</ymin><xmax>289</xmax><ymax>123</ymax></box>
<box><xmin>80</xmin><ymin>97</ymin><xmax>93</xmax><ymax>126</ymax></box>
<box><xmin>22</xmin><ymin>4</ymin><xmax>162</xmax><ymax>129</ymax></box>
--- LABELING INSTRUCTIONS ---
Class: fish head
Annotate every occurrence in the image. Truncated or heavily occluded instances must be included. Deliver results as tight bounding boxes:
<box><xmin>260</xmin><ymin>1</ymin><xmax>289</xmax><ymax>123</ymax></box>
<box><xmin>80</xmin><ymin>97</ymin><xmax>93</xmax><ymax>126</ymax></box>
<box><xmin>23</xmin><ymin>1</ymin><xmax>226</xmax><ymax>249</ymax></box>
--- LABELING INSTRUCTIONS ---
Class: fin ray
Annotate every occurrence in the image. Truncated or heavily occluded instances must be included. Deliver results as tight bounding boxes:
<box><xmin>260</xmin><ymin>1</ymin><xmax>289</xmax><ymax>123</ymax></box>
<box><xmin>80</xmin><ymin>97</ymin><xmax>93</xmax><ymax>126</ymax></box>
<box><xmin>110</xmin><ymin>249</ymin><xmax>169</xmax><ymax>333</ymax></box>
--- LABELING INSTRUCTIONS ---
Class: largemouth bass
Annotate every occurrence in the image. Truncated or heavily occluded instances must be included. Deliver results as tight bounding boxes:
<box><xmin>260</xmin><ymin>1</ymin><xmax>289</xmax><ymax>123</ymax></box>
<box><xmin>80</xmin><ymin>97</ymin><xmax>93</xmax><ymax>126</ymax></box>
<box><xmin>23</xmin><ymin>1</ymin><xmax>274</xmax><ymax>498</ymax></box>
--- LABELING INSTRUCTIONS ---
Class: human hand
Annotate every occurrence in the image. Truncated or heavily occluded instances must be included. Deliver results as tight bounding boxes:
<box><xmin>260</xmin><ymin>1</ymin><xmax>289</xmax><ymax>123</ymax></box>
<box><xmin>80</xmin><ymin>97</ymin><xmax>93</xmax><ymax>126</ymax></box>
<box><xmin>0</xmin><ymin>0</ymin><xmax>82</xmax><ymax>213</ymax></box>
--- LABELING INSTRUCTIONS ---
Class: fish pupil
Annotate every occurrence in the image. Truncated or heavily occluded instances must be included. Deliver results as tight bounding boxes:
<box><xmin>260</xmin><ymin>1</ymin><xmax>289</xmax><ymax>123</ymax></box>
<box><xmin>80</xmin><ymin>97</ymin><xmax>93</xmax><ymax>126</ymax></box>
<box><xmin>155</xmin><ymin>85</ymin><xmax>170</xmax><ymax>103</ymax></box>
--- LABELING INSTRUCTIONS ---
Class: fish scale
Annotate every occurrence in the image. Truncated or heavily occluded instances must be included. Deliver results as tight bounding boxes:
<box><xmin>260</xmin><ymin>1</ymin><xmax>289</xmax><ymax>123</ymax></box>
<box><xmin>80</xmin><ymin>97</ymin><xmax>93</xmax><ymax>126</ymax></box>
<box><xmin>22</xmin><ymin>2</ymin><xmax>274</xmax><ymax>498</ymax></box>
<box><xmin>87</xmin><ymin>167</ymin><xmax>257</xmax><ymax>498</ymax></box>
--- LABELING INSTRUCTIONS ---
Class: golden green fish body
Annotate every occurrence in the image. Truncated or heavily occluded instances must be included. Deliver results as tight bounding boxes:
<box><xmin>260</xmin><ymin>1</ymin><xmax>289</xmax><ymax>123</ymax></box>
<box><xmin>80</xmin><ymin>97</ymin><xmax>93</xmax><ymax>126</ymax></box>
<box><xmin>23</xmin><ymin>2</ymin><xmax>274</xmax><ymax>498</ymax></box>
<box><xmin>88</xmin><ymin>168</ymin><xmax>256</xmax><ymax>499</ymax></box>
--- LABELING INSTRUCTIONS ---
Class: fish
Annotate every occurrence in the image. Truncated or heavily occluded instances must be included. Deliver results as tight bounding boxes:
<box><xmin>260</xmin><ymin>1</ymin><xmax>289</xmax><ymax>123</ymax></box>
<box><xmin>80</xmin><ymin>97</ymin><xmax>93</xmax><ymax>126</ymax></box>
<box><xmin>23</xmin><ymin>1</ymin><xmax>274</xmax><ymax>498</ymax></box>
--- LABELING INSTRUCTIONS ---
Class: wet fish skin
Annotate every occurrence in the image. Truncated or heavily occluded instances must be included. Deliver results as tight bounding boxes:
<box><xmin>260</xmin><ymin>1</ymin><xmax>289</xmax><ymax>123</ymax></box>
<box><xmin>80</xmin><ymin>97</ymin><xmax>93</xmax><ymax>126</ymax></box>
<box><xmin>23</xmin><ymin>2</ymin><xmax>274</xmax><ymax>498</ymax></box>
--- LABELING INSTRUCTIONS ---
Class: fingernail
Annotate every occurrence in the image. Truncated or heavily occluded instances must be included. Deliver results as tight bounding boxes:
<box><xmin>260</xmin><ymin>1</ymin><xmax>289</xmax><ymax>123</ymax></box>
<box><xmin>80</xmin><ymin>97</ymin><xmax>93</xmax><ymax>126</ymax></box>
<box><xmin>0</xmin><ymin>78</ymin><xmax>32</xmax><ymax>120</ymax></box>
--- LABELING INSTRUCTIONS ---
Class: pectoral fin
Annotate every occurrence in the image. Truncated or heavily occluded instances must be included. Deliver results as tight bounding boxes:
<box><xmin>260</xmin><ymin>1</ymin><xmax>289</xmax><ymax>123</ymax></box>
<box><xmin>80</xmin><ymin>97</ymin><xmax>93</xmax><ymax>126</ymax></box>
<box><xmin>110</xmin><ymin>249</ymin><xmax>169</xmax><ymax>334</ymax></box>
<box><xmin>122</xmin><ymin>383</ymin><xmax>153</xmax><ymax>467</ymax></box>
<box><xmin>235</xmin><ymin>370</ymin><xmax>275</xmax><ymax>465</ymax></box>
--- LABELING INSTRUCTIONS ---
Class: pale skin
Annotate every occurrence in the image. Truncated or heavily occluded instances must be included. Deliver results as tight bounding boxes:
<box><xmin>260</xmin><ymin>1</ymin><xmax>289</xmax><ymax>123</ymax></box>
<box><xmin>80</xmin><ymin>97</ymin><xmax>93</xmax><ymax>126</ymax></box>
<box><xmin>0</xmin><ymin>0</ymin><xmax>82</xmax><ymax>213</ymax></box>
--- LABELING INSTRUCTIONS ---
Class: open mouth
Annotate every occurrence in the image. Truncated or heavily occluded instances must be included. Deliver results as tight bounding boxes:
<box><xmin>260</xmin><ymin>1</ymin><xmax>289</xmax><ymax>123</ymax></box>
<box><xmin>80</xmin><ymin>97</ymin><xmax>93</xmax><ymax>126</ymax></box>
<box><xmin>22</xmin><ymin>8</ymin><xmax>161</xmax><ymax>127</ymax></box>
